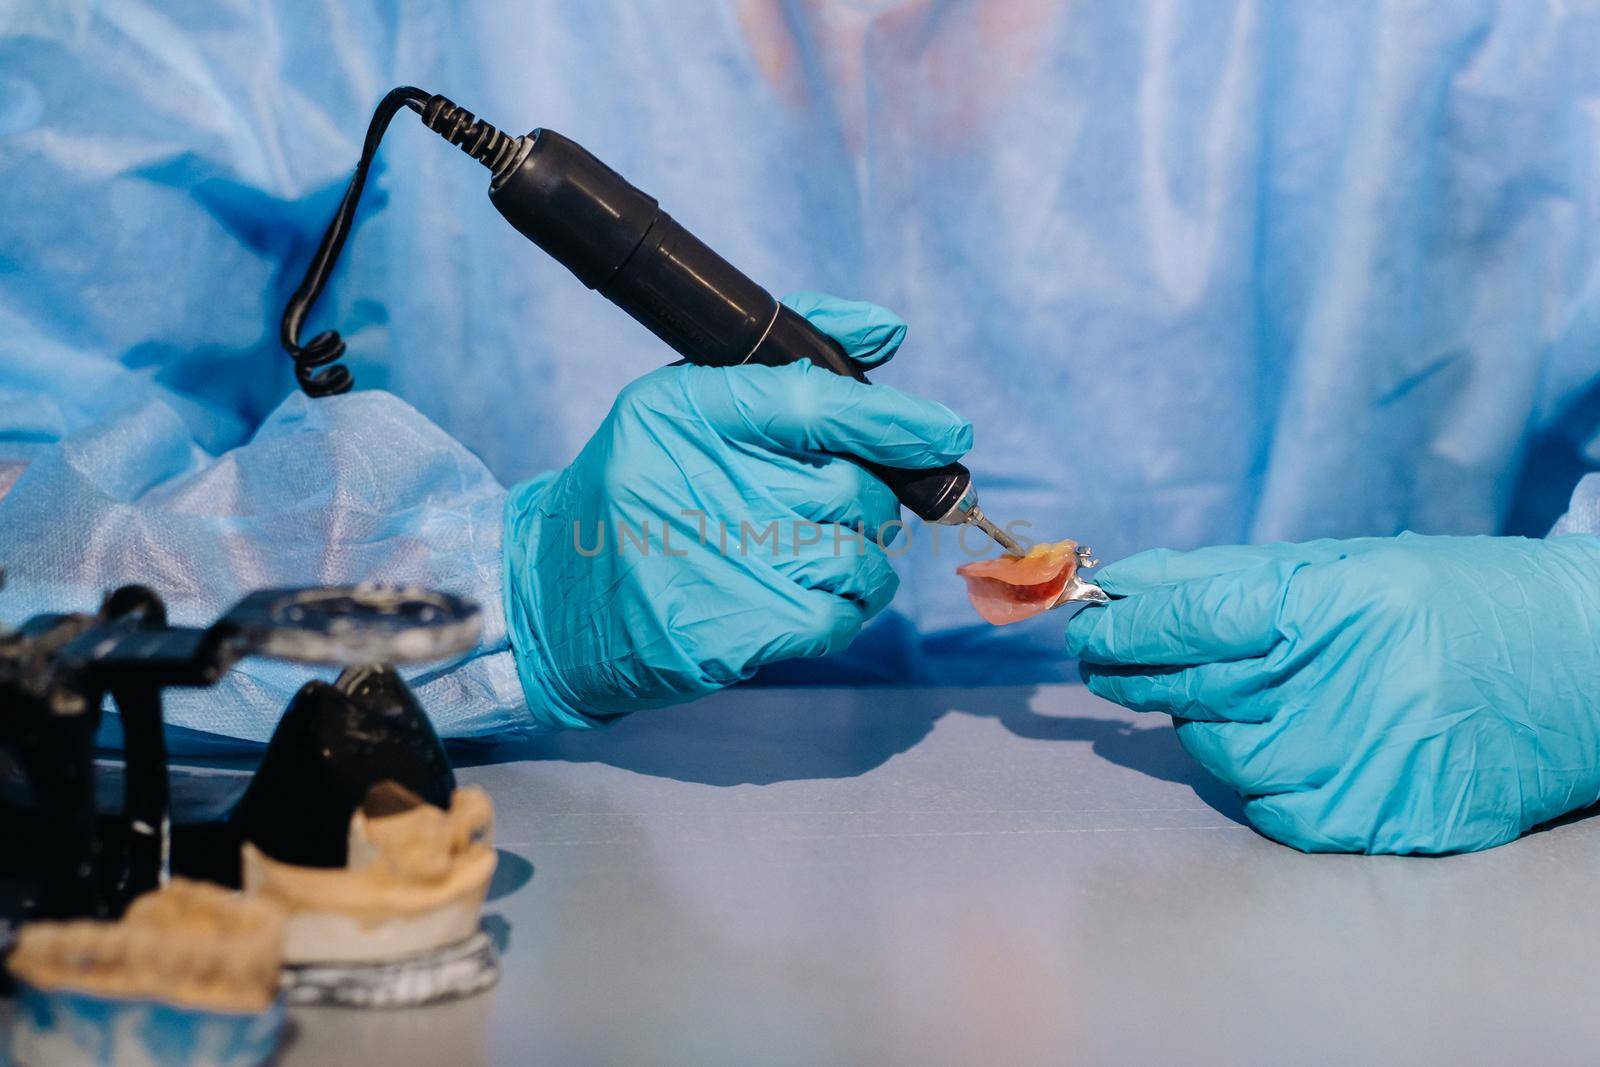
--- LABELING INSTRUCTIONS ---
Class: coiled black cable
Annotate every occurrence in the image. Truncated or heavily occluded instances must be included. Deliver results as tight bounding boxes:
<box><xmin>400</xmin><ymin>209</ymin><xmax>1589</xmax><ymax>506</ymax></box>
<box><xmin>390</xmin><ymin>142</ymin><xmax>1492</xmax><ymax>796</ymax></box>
<box><xmin>416</xmin><ymin>94</ymin><xmax>526</xmax><ymax>180</ymax></box>
<box><xmin>279</xmin><ymin>86</ymin><xmax>429</xmax><ymax>397</ymax></box>
<box><xmin>281</xmin><ymin>88</ymin><xmax>527</xmax><ymax>396</ymax></box>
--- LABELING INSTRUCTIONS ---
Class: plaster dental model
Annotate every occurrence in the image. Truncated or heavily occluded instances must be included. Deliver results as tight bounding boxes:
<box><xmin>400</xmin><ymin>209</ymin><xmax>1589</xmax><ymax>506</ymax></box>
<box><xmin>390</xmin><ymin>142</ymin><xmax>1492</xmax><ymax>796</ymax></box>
<box><xmin>5</xmin><ymin>879</ymin><xmax>286</xmax><ymax>1067</ymax></box>
<box><xmin>242</xmin><ymin>780</ymin><xmax>499</xmax><ymax>1008</ymax></box>
<box><xmin>229</xmin><ymin>663</ymin><xmax>460</xmax><ymax>876</ymax></box>
<box><xmin>956</xmin><ymin>540</ymin><xmax>1106</xmax><ymax>624</ymax></box>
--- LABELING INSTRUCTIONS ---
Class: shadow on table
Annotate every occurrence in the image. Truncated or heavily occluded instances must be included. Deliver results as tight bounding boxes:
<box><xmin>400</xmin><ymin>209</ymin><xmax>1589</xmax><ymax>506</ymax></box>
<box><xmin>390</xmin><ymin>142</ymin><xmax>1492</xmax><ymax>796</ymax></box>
<box><xmin>452</xmin><ymin>685</ymin><xmax>1247</xmax><ymax>826</ymax></box>
<box><xmin>487</xmin><ymin>848</ymin><xmax>534</xmax><ymax>900</ymax></box>
<box><xmin>1527</xmin><ymin>800</ymin><xmax>1600</xmax><ymax>839</ymax></box>
<box><xmin>960</xmin><ymin>687</ymin><xmax>1248</xmax><ymax>827</ymax></box>
<box><xmin>451</xmin><ymin>686</ymin><xmax>944</xmax><ymax>786</ymax></box>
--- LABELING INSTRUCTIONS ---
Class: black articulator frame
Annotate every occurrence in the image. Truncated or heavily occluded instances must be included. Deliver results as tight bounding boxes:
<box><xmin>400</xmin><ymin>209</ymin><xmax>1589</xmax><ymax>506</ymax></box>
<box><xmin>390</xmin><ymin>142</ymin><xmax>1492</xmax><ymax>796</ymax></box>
<box><xmin>0</xmin><ymin>579</ymin><xmax>479</xmax><ymax>921</ymax></box>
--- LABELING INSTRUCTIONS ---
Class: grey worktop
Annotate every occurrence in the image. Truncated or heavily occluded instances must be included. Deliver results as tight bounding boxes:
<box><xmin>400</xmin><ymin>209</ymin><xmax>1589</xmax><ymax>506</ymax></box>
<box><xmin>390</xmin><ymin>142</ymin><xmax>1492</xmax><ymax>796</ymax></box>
<box><xmin>278</xmin><ymin>684</ymin><xmax>1600</xmax><ymax>1066</ymax></box>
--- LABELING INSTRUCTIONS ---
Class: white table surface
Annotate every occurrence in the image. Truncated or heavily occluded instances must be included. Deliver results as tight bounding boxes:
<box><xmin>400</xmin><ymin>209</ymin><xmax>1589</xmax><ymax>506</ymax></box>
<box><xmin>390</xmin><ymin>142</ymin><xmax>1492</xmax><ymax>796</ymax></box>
<box><xmin>273</xmin><ymin>683</ymin><xmax>1600</xmax><ymax>1066</ymax></box>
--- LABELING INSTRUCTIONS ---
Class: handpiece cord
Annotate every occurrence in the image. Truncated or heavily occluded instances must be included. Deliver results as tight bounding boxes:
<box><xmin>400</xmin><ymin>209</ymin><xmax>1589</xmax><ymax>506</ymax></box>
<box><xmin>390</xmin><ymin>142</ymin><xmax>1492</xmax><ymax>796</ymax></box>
<box><xmin>279</xmin><ymin>86</ymin><xmax>429</xmax><ymax>397</ymax></box>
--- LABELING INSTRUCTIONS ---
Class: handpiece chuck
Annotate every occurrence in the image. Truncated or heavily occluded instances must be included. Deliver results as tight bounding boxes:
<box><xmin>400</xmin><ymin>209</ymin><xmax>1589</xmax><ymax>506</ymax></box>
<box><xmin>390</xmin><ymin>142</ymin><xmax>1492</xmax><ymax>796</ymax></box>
<box><xmin>932</xmin><ymin>485</ymin><xmax>1024</xmax><ymax>558</ymax></box>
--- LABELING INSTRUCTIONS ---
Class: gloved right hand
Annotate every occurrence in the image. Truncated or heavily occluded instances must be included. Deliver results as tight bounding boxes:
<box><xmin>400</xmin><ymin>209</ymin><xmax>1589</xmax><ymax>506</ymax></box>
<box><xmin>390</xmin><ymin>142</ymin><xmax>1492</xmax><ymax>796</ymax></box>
<box><xmin>503</xmin><ymin>292</ymin><xmax>972</xmax><ymax>728</ymax></box>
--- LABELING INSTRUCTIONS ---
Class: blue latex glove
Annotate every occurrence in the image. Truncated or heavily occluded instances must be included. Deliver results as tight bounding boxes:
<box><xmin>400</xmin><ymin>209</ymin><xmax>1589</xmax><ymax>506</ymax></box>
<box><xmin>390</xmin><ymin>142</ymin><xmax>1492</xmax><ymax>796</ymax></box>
<box><xmin>1065</xmin><ymin>533</ymin><xmax>1600</xmax><ymax>854</ymax></box>
<box><xmin>504</xmin><ymin>292</ymin><xmax>972</xmax><ymax>727</ymax></box>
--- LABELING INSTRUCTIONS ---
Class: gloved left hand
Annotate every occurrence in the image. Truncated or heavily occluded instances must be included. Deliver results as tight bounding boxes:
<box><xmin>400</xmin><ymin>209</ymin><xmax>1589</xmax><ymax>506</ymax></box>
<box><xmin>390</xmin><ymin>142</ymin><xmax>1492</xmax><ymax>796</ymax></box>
<box><xmin>1065</xmin><ymin>533</ymin><xmax>1600</xmax><ymax>854</ymax></box>
<box><xmin>504</xmin><ymin>292</ymin><xmax>972</xmax><ymax>728</ymax></box>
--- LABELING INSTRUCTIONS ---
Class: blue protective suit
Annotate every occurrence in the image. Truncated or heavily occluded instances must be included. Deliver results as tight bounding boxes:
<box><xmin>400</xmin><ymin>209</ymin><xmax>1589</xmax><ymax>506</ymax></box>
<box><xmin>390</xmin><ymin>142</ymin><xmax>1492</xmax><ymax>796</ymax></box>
<box><xmin>4</xmin><ymin>2</ymin><xmax>1600</xmax><ymax>744</ymax></box>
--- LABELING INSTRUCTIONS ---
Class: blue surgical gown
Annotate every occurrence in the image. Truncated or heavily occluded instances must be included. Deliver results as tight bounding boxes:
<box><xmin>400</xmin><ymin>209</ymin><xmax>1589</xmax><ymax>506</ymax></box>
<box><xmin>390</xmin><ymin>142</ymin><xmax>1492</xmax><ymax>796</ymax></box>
<box><xmin>3</xmin><ymin>1</ymin><xmax>1600</xmax><ymax>742</ymax></box>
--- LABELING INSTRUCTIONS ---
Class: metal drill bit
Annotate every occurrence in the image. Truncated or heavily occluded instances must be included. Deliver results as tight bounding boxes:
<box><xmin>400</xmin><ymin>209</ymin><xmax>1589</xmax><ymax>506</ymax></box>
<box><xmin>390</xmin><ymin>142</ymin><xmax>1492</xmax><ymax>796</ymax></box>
<box><xmin>966</xmin><ymin>506</ymin><xmax>1025</xmax><ymax>556</ymax></box>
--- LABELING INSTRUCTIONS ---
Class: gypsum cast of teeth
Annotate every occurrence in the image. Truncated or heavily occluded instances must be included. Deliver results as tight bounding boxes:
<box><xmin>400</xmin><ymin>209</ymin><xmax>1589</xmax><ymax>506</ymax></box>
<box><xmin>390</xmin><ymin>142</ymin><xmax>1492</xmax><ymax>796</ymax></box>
<box><xmin>6</xmin><ymin>878</ymin><xmax>285</xmax><ymax>1014</ymax></box>
<box><xmin>243</xmin><ymin>781</ymin><xmax>497</xmax><ymax>966</ymax></box>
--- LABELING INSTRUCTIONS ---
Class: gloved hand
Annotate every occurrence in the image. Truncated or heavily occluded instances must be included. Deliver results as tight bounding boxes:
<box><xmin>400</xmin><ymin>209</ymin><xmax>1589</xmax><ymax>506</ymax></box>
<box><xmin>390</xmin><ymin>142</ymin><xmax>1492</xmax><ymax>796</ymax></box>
<box><xmin>504</xmin><ymin>292</ymin><xmax>972</xmax><ymax>728</ymax></box>
<box><xmin>1065</xmin><ymin>533</ymin><xmax>1600</xmax><ymax>854</ymax></box>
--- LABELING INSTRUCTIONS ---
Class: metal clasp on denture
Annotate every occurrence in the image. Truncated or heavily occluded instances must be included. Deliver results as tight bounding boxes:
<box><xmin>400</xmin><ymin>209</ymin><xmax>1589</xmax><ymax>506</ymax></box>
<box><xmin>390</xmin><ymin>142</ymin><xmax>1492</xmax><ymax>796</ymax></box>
<box><xmin>1053</xmin><ymin>545</ymin><xmax>1109</xmax><ymax>607</ymax></box>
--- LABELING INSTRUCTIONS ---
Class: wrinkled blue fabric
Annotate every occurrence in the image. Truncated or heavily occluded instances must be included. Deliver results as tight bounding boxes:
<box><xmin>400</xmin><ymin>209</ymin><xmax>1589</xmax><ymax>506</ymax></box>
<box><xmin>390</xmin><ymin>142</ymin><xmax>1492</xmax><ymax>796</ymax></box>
<box><xmin>0</xmin><ymin>389</ymin><xmax>524</xmax><ymax>745</ymax></box>
<box><xmin>1552</xmin><ymin>473</ymin><xmax>1600</xmax><ymax>535</ymax></box>
<box><xmin>5</xmin><ymin>2</ymin><xmax>1600</xmax><ymax>742</ymax></box>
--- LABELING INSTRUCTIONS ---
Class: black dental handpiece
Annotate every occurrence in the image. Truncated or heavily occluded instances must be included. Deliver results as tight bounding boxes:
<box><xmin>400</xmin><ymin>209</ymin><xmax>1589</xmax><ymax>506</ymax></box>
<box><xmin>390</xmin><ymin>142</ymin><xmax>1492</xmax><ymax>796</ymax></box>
<box><xmin>413</xmin><ymin>95</ymin><xmax>1021</xmax><ymax>554</ymax></box>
